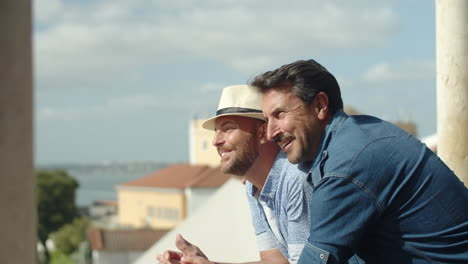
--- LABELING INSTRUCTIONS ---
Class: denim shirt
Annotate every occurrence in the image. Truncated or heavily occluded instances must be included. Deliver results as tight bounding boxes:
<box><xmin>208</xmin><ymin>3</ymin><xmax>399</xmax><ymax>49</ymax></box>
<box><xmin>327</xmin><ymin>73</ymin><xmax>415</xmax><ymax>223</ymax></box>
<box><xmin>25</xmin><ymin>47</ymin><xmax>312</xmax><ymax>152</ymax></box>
<box><xmin>298</xmin><ymin>110</ymin><xmax>468</xmax><ymax>264</ymax></box>
<box><xmin>246</xmin><ymin>151</ymin><xmax>312</xmax><ymax>263</ymax></box>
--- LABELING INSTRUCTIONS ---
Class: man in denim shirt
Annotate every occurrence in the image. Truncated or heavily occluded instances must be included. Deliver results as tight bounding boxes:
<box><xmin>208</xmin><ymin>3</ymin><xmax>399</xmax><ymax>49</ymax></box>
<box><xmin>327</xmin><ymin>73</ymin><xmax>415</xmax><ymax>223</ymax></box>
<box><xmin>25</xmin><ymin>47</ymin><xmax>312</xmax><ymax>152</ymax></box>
<box><xmin>251</xmin><ymin>59</ymin><xmax>468</xmax><ymax>264</ymax></box>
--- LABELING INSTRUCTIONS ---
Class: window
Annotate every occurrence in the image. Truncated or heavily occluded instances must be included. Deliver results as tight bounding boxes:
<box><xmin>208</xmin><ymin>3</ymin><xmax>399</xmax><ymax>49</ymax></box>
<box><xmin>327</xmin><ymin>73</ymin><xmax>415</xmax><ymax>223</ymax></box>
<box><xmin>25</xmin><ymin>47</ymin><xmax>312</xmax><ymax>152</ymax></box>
<box><xmin>148</xmin><ymin>207</ymin><xmax>180</xmax><ymax>221</ymax></box>
<box><xmin>202</xmin><ymin>140</ymin><xmax>209</xmax><ymax>151</ymax></box>
<box><xmin>147</xmin><ymin>206</ymin><xmax>156</xmax><ymax>217</ymax></box>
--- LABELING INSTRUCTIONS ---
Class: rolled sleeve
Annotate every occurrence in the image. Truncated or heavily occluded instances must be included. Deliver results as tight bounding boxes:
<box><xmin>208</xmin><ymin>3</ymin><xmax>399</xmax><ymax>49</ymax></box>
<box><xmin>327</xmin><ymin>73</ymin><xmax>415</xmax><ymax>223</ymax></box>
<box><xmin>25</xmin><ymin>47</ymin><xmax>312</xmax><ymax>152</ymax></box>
<box><xmin>257</xmin><ymin>229</ymin><xmax>279</xmax><ymax>251</ymax></box>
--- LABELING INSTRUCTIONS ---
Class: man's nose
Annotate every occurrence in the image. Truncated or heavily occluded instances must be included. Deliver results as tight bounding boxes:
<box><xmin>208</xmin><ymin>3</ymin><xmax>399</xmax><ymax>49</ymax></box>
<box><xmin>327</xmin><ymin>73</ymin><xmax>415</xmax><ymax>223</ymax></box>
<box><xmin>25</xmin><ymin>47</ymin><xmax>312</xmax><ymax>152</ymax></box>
<box><xmin>212</xmin><ymin>130</ymin><xmax>224</xmax><ymax>147</ymax></box>
<box><xmin>266</xmin><ymin>121</ymin><xmax>279</xmax><ymax>141</ymax></box>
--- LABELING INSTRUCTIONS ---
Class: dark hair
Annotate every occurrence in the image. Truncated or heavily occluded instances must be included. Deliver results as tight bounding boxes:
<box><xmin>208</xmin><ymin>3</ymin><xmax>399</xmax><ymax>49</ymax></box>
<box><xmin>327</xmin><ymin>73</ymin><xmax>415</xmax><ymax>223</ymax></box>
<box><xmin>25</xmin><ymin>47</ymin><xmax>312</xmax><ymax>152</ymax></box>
<box><xmin>250</xmin><ymin>59</ymin><xmax>343</xmax><ymax>115</ymax></box>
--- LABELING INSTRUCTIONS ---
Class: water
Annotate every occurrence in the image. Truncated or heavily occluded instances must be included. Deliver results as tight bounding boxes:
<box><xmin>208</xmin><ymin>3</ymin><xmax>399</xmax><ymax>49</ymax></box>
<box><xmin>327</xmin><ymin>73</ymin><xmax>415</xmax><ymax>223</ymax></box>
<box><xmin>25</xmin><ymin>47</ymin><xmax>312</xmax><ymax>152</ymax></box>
<box><xmin>37</xmin><ymin>162</ymin><xmax>168</xmax><ymax>207</ymax></box>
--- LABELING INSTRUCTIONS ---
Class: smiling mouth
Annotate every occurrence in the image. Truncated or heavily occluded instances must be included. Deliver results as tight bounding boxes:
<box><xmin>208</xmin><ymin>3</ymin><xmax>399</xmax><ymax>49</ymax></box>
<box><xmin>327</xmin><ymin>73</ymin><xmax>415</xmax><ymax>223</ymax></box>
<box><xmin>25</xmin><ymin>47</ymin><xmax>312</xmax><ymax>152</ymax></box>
<box><xmin>280</xmin><ymin>138</ymin><xmax>293</xmax><ymax>151</ymax></box>
<box><xmin>275</xmin><ymin>136</ymin><xmax>294</xmax><ymax>151</ymax></box>
<box><xmin>218</xmin><ymin>149</ymin><xmax>232</xmax><ymax>161</ymax></box>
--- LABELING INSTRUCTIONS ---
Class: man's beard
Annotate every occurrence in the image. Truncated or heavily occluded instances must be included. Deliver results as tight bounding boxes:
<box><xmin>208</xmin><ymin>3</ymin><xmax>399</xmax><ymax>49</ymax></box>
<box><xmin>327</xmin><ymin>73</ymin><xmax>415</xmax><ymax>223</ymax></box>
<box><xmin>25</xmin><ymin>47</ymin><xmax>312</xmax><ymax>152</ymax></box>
<box><xmin>221</xmin><ymin>138</ymin><xmax>259</xmax><ymax>176</ymax></box>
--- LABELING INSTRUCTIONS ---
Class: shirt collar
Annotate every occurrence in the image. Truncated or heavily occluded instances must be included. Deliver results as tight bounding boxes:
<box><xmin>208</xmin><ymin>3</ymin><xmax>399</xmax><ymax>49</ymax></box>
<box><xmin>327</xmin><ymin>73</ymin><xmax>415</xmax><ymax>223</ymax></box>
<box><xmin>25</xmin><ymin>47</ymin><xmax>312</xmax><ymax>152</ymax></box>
<box><xmin>310</xmin><ymin>109</ymin><xmax>349</xmax><ymax>172</ymax></box>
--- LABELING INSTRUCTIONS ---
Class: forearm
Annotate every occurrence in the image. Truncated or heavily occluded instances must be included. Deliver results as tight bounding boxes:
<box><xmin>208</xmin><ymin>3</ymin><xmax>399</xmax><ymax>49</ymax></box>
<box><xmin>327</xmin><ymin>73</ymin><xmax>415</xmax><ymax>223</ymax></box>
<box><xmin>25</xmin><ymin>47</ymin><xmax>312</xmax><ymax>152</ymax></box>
<box><xmin>198</xmin><ymin>258</ymin><xmax>288</xmax><ymax>264</ymax></box>
<box><xmin>213</xmin><ymin>260</ymin><xmax>287</xmax><ymax>264</ymax></box>
<box><xmin>181</xmin><ymin>249</ymin><xmax>289</xmax><ymax>264</ymax></box>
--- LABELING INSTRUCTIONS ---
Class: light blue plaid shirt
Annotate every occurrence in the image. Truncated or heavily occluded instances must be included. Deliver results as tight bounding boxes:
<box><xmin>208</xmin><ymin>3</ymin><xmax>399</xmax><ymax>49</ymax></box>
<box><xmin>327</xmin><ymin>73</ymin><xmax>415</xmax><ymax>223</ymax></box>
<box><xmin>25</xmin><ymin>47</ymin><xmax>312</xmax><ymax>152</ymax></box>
<box><xmin>246</xmin><ymin>151</ymin><xmax>312</xmax><ymax>263</ymax></box>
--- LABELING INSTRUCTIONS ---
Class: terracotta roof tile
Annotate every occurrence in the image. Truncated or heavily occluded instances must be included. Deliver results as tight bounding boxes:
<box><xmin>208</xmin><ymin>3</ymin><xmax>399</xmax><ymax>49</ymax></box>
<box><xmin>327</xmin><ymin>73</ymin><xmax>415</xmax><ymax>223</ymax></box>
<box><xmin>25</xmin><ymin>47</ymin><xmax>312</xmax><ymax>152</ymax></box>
<box><xmin>88</xmin><ymin>228</ymin><xmax>168</xmax><ymax>251</ymax></box>
<box><xmin>120</xmin><ymin>164</ymin><xmax>234</xmax><ymax>188</ymax></box>
<box><xmin>188</xmin><ymin>166</ymin><xmax>234</xmax><ymax>187</ymax></box>
<box><xmin>93</xmin><ymin>200</ymin><xmax>118</xmax><ymax>206</ymax></box>
<box><xmin>120</xmin><ymin>164</ymin><xmax>209</xmax><ymax>188</ymax></box>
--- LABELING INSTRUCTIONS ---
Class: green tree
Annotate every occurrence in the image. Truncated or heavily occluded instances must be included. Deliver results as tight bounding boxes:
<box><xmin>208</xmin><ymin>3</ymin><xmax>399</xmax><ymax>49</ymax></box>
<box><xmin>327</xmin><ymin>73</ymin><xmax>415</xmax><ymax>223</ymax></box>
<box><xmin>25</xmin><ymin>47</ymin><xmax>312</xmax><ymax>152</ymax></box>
<box><xmin>51</xmin><ymin>217</ymin><xmax>90</xmax><ymax>255</ymax></box>
<box><xmin>37</xmin><ymin>169</ymin><xmax>79</xmax><ymax>263</ymax></box>
<box><xmin>50</xmin><ymin>250</ymin><xmax>75</xmax><ymax>264</ymax></box>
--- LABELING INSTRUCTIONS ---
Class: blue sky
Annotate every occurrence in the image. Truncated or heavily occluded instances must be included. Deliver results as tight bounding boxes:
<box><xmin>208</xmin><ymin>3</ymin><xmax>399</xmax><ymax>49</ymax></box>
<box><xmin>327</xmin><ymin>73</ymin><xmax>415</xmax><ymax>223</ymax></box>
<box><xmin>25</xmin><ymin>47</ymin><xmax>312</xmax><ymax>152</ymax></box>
<box><xmin>34</xmin><ymin>0</ymin><xmax>437</xmax><ymax>165</ymax></box>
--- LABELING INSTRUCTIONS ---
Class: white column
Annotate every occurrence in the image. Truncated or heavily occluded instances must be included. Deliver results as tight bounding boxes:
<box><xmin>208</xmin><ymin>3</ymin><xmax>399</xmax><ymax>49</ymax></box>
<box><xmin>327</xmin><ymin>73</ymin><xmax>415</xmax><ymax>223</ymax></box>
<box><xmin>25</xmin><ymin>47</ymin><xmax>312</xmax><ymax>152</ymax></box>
<box><xmin>436</xmin><ymin>0</ymin><xmax>468</xmax><ymax>185</ymax></box>
<box><xmin>0</xmin><ymin>0</ymin><xmax>36</xmax><ymax>263</ymax></box>
<box><xmin>189</xmin><ymin>119</ymin><xmax>196</xmax><ymax>164</ymax></box>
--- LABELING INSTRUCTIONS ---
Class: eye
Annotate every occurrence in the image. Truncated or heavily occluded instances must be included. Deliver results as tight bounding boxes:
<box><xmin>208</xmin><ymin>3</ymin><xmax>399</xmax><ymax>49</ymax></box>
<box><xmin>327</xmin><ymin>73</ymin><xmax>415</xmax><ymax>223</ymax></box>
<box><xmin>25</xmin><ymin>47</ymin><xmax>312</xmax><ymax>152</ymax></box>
<box><xmin>221</xmin><ymin>124</ymin><xmax>236</xmax><ymax>132</ymax></box>
<box><xmin>273</xmin><ymin>110</ymin><xmax>285</xmax><ymax>120</ymax></box>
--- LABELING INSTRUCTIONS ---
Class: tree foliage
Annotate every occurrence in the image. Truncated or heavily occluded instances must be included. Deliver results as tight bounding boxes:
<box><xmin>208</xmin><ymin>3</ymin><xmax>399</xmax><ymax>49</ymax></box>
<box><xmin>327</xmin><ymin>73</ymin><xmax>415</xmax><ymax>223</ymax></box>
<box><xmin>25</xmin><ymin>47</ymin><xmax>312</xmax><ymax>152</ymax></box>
<box><xmin>51</xmin><ymin>217</ymin><xmax>90</xmax><ymax>255</ymax></box>
<box><xmin>50</xmin><ymin>250</ymin><xmax>76</xmax><ymax>264</ymax></box>
<box><xmin>37</xmin><ymin>169</ymin><xmax>79</xmax><ymax>262</ymax></box>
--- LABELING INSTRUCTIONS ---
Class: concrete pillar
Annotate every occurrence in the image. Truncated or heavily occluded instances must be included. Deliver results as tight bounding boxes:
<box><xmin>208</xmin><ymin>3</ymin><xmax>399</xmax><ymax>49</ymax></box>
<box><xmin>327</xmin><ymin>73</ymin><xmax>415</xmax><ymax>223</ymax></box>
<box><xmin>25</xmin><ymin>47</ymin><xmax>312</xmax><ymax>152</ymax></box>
<box><xmin>0</xmin><ymin>0</ymin><xmax>36</xmax><ymax>263</ymax></box>
<box><xmin>436</xmin><ymin>0</ymin><xmax>468</xmax><ymax>185</ymax></box>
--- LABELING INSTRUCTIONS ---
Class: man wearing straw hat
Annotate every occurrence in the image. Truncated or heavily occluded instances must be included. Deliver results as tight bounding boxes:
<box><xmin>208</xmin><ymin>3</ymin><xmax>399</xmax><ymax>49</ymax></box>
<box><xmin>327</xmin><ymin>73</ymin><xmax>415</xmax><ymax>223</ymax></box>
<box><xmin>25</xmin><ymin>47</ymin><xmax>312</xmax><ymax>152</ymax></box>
<box><xmin>157</xmin><ymin>85</ymin><xmax>313</xmax><ymax>264</ymax></box>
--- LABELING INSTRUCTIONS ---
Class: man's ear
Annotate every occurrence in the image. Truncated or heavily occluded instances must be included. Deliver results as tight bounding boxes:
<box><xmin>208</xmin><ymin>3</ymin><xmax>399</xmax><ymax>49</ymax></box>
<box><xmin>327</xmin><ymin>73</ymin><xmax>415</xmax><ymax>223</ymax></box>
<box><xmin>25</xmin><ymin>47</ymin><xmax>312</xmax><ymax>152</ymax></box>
<box><xmin>257</xmin><ymin>122</ymin><xmax>269</xmax><ymax>144</ymax></box>
<box><xmin>314</xmin><ymin>92</ymin><xmax>329</xmax><ymax>120</ymax></box>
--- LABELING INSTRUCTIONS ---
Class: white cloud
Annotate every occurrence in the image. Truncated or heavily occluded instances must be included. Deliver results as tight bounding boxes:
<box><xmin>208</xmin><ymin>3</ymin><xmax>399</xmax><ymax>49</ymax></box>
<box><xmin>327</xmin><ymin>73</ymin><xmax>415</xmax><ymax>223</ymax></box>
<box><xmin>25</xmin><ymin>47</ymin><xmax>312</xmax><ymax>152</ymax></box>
<box><xmin>335</xmin><ymin>75</ymin><xmax>355</xmax><ymax>90</ymax></box>
<box><xmin>36</xmin><ymin>91</ymin><xmax>218</xmax><ymax>122</ymax></box>
<box><xmin>34</xmin><ymin>0</ymin><xmax>400</xmax><ymax>89</ymax></box>
<box><xmin>37</xmin><ymin>94</ymin><xmax>178</xmax><ymax>121</ymax></box>
<box><xmin>34</xmin><ymin>0</ymin><xmax>64</xmax><ymax>24</ymax></box>
<box><xmin>199</xmin><ymin>82</ymin><xmax>227</xmax><ymax>93</ymax></box>
<box><xmin>363</xmin><ymin>60</ymin><xmax>435</xmax><ymax>82</ymax></box>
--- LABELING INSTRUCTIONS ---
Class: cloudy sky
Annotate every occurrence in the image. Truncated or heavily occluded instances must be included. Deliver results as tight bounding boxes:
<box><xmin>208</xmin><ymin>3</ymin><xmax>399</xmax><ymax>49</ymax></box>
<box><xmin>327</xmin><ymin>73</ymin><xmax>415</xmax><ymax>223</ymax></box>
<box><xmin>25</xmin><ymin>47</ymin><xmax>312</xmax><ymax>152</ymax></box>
<box><xmin>34</xmin><ymin>0</ymin><xmax>437</xmax><ymax>165</ymax></box>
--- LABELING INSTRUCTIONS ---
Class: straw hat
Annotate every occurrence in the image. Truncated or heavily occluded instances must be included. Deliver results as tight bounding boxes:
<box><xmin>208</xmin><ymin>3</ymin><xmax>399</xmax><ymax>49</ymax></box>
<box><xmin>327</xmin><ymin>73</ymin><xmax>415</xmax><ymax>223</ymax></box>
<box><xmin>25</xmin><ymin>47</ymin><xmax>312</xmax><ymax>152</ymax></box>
<box><xmin>202</xmin><ymin>85</ymin><xmax>265</xmax><ymax>130</ymax></box>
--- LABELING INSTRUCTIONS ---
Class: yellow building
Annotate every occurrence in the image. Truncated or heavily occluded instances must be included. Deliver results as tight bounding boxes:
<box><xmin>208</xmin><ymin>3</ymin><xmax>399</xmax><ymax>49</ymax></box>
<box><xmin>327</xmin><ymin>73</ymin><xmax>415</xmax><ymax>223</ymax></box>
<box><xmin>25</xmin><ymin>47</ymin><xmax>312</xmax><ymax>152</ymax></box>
<box><xmin>117</xmin><ymin>118</ymin><xmax>231</xmax><ymax>229</ymax></box>
<box><xmin>117</xmin><ymin>164</ymin><xmax>230</xmax><ymax>229</ymax></box>
<box><xmin>189</xmin><ymin>119</ymin><xmax>220</xmax><ymax>167</ymax></box>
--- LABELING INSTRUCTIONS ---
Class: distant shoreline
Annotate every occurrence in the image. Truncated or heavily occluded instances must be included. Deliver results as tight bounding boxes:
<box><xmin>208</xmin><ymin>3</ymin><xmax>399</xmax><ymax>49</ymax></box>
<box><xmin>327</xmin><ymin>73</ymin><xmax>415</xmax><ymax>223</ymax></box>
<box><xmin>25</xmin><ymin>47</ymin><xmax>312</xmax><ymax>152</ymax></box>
<box><xmin>36</xmin><ymin>161</ymin><xmax>171</xmax><ymax>207</ymax></box>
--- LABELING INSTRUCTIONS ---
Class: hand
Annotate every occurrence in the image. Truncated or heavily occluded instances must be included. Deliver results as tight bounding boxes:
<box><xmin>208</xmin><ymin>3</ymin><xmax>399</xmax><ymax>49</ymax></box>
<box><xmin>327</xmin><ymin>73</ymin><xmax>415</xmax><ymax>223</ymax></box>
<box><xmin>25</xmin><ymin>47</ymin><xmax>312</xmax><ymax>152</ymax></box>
<box><xmin>175</xmin><ymin>234</ymin><xmax>208</xmax><ymax>259</ymax></box>
<box><xmin>157</xmin><ymin>234</ymin><xmax>211</xmax><ymax>264</ymax></box>
<box><xmin>181</xmin><ymin>254</ymin><xmax>214</xmax><ymax>264</ymax></box>
<box><xmin>156</xmin><ymin>250</ymin><xmax>183</xmax><ymax>264</ymax></box>
<box><xmin>175</xmin><ymin>234</ymin><xmax>214</xmax><ymax>264</ymax></box>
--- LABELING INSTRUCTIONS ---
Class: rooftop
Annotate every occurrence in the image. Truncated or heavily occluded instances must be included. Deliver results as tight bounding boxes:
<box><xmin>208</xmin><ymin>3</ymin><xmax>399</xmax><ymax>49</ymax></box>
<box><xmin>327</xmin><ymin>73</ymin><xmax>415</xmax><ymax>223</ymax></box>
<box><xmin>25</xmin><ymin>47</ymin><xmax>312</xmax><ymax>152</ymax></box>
<box><xmin>120</xmin><ymin>164</ymin><xmax>233</xmax><ymax>189</ymax></box>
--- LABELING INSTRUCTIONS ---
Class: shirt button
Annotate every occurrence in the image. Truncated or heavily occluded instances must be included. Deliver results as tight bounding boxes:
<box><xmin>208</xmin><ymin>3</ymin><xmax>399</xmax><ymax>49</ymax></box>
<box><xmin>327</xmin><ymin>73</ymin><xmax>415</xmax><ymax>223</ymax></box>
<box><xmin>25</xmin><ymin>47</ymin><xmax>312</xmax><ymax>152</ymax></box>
<box><xmin>322</xmin><ymin>150</ymin><xmax>328</xmax><ymax>159</ymax></box>
<box><xmin>320</xmin><ymin>254</ymin><xmax>325</xmax><ymax>259</ymax></box>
